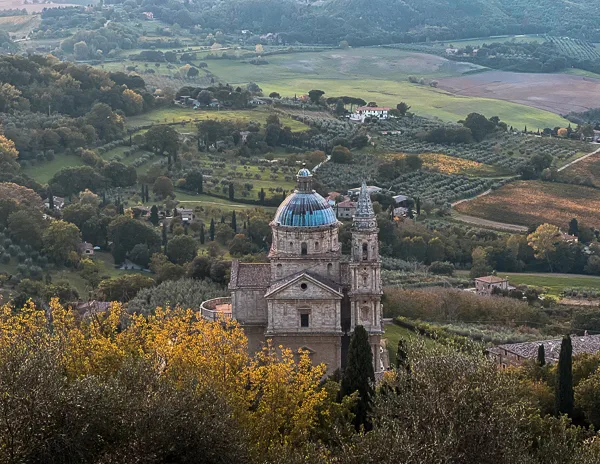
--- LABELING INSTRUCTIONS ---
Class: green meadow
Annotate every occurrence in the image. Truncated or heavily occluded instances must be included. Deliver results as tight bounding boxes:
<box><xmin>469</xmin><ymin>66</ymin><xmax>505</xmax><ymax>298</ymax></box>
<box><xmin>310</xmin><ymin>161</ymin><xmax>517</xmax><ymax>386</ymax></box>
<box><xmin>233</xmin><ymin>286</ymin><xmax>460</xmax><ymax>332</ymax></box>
<box><xmin>200</xmin><ymin>48</ymin><xmax>570</xmax><ymax>129</ymax></box>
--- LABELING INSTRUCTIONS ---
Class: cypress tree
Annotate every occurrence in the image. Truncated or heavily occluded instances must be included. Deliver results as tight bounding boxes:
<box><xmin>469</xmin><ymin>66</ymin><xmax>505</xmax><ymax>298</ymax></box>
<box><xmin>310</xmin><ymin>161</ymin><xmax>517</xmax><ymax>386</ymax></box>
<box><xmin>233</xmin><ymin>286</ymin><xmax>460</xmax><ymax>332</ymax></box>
<box><xmin>415</xmin><ymin>197</ymin><xmax>421</xmax><ymax>215</ymax></box>
<box><xmin>119</xmin><ymin>203</ymin><xmax>124</xmax><ymax>215</ymax></box>
<box><xmin>231</xmin><ymin>211</ymin><xmax>237</xmax><ymax>233</ymax></box>
<box><xmin>555</xmin><ymin>335</ymin><xmax>574</xmax><ymax>417</ymax></box>
<box><xmin>198</xmin><ymin>173</ymin><xmax>203</xmax><ymax>194</ymax></box>
<box><xmin>141</xmin><ymin>184</ymin><xmax>145</xmax><ymax>202</ymax></box>
<box><xmin>48</xmin><ymin>191</ymin><xmax>54</xmax><ymax>210</ymax></box>
<box><xmin>220</xmin><ymin>215</ymin><xmax>225</xmax><ymax>224</ymax></box>
<box><xmin>228</xmin><ymin>183</ymin><xmax>235</xmax><ymax>201</ymax></box>
<box><xmin>149</xmin><ymin>205</ymin><xmax>159</xmax><ymax>226</ymax></box>
<box><xmin>396</xmin><ymin>339</ymin><xmax>410</xmax><ymax>373</ymax></box>
<box><xmin>537</xmin><ymin>344</ymin><xmax>546</xmax><ymax>367</ymax></box>
<box><xmin>340</xmin><ymin>325</ymin><xmax>375</xmax><ymax>430</ymax></box>
<box><xmin>258</xmin><ymin>188</ymin><xmax>265</xmax><ymax>204</ymax></box>
<box><xmin>162</xmin><ymin>222</ymin><xmax>168</xmax><ymax>247</ymax></box>
<box><xmin>209</xmin><ymin>218</ymin><xmax>215</xmax><ymax>241</ymax></box>
<box><xmin>200</xmin><ymin>223</ymin><xmax>205</xmax><ymax>244</ymax></box>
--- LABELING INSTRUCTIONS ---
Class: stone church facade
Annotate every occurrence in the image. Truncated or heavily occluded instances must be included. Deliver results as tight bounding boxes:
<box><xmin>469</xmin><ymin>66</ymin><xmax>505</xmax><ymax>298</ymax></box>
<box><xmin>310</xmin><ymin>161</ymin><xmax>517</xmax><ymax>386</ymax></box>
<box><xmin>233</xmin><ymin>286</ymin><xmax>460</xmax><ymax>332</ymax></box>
<box><xmin>225</xmin><ymin>167</ymin><xmax>384</xmax><ymax>374</ymax></box>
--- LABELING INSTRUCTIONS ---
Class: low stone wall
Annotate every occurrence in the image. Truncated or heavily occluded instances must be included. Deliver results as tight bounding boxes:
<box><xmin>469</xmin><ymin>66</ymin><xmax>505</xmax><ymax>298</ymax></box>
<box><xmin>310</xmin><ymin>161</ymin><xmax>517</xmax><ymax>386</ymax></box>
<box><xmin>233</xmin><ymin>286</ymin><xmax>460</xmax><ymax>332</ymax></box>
<box><xmin>200</xmin><ymin>297</ymin><xmax>232</xmax><ymax>321</ymax></box>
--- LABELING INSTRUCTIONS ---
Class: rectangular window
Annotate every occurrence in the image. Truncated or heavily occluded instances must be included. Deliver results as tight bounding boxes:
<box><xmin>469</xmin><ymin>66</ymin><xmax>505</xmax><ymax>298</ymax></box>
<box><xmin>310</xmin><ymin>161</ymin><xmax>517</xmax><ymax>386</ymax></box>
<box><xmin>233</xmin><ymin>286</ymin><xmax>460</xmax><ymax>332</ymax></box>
<box><xmin>300</xmin><ymin>313</ymin><xmax>309</xmax><ymax>328</ymax></box>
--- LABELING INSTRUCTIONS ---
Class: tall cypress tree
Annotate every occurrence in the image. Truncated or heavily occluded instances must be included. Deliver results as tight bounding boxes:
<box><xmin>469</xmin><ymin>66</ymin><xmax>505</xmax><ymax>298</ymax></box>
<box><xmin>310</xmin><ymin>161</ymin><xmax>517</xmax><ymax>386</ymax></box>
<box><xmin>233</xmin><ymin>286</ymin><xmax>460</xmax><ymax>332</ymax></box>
<box><xmin>149</xmin><ymin>205</ymin><xmax>159</xmax><ymax>226</ymax></box>
<box><xmin>231</xmin><ymin>211</ymin><xmax>237</xmax><ymax>233</ymax></box>
<box><xmin>199</xmin><ymin>223</ymin><xmax>205</xmax><ymax>244</ymax></box>
<box><xmin>162</xmin><ymin>222</ymin><xmax>168</xmax><ymax>247</ymax></box>
<box><xmin>537</xmin><ymin>344</ymin><xmax>546</xmax><ymax>367</ymax></box>
<box><xmin>340</xmin><ymin>325</ymin><xmax>374</xmax><ymax>430</ymax></box>
<box><xmin>228</xmin><ymin>183</ymin><xmax>234</xmax><ymax>201</ymax></box>
<box><xmin>396</xmin><ymin>339</ymin><xmax>410</xmax><ymax>373</ymax></box>
<box><xmin>555</xmin><ymin>335</ymin><xmax>574</xmax><ymax>417</ymax></box>
<box><xmin>209</xmin><ymin>218</ymin><xmax>215</xmax><ymax>241</ymax></box>
<box><xmin>48</xmin><ymin>190</ymin><xmax>54</xmax><ymax>210</ymax></box>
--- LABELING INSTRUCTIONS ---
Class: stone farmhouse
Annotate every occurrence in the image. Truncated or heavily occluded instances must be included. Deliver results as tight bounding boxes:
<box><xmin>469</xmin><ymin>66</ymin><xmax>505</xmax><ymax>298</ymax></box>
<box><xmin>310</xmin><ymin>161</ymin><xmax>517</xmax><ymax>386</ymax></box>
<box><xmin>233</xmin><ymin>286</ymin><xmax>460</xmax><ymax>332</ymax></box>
<box><xmin>475</xmin><ymin>275</ymin><xmax>509</xmax><ymax>296</ymax></box>
<box><xmin>201</xmin><ymin>168</ymin><xmax>386</xmax><ymax>375</ymax></box>
<box><xmin>489</xmin><ymin>334</ymin><xmax>600</xmax><ymax>368</ymax></box>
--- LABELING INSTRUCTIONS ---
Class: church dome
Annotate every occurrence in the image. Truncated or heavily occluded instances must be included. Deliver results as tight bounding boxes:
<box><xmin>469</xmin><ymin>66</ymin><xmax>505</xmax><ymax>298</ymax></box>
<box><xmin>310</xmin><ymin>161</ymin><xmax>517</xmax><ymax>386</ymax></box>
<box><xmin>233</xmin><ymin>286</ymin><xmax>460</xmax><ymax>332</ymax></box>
<box><xmin>273</xmin><ymin>191</ymin><xmax>337</xmax><ymax>227</ymax></box>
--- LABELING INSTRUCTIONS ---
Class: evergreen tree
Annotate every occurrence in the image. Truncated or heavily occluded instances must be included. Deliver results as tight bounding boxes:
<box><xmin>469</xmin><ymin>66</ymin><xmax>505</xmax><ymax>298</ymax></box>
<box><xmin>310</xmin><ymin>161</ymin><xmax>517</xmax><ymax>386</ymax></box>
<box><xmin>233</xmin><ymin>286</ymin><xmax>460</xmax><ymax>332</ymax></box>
<box><xmin>568</xmin><ymin>218</ymin><xmax>579</xmax><ymax>237</ymax></box>
<box><xmin>555</xmin><ymin>335</ymin><xmax>574</xmax><ymax>417</ymax></box>
<box><xmin>174</xmin><ymin>208</ymin><xmax>178</xmax><ymax>217</ymax></box>
<box><xmin>258</xmin><ymin>188</ymin><xmax>266</xmax><ymax>205</ymax></box>
<box><xmin>415</xmin><ymin>197</ymin><xmax>421</xmax><ymax>215</ymax></box>
<box><xmin>340</xmin><ymin>325</ymin><xmax>374</xmax><ymax>430</ymax></box>
<box><xmin>102</xmin><ymin>191</ymin><xmax>106</xmax><ymax>206</ymax></box>
<box><xmin>141</xmin><ymin>184</ymin><xmax>145</xmax><ymax>202</ymax></box>
<box><xmin>119</xmin><ymin>203</ymin><xmax>125</xmax><ymax>215</ymax></box>
<box><xmin>231</xmin><ymin>211</ymin><xmax>237</xmax><ymax>233</ymax></box>
<box><xmin>209</xmin><ymin>218</ymin><xmax>215</xmax><ymax>241</ymax></box>
<box><xmin>228</xmin><ymin>183</ymin><xmax>235</xmax><ymax>201</ymax></box>
<box><xmin>537</xmin><ymin>344</ymin><xmax>546</xmax><ymax>367</ymax></box>
<box><xmin>199</xmin><ymin>223</ymin><xmax>205</xmax><ymax>244</ymax></box>
<box><xmin>524</xmin><ymin>125</ymin><xmax>528</xmax><ymax>133</ymax></box>
<box><xmin>162</xmin><ymin>222</ymin><xmax>168</xmax><ymax>247</ymax></box>
<box><xmin>48</xmin><ymin>191</ymin><xmax>54</xmax><ymax>210</ymax></box>
<box><xmin>149</xmin><ymin>205</ymin><xmax>159</xmax><ymax>226</ymax></box>
<box><xmin>220</xmin><ymin>215</ymin><xmax>225</xmax><ymax>224</ymax></box>
<box><xmin>396</xmin><ymin>339</ymin><xmax>410</xmax><ymax>373</ymax></box>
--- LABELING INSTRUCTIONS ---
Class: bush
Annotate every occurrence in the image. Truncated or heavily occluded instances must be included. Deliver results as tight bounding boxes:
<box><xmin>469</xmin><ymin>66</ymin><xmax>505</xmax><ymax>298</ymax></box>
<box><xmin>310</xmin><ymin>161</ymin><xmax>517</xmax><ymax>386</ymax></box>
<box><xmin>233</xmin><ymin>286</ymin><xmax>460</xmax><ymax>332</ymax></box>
<box><xmin>428</xmin><ymin>261</ymin><xmax>455</xmax><ymax>276</ymax></box>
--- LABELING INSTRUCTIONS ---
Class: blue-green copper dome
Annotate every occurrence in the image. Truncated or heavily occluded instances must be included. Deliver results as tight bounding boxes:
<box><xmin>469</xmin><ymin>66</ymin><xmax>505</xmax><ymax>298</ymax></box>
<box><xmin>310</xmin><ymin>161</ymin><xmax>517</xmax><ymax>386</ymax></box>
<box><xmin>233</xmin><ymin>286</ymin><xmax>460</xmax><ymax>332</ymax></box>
<box><xmin>273</xmin><ymin>191</ymin><xmax>338</xmax><ymax>227</ymax></box>
<box><xmin>274</xmin><ymin>164</ymin><xmax>337</xmax><ymax>227</ymax></box>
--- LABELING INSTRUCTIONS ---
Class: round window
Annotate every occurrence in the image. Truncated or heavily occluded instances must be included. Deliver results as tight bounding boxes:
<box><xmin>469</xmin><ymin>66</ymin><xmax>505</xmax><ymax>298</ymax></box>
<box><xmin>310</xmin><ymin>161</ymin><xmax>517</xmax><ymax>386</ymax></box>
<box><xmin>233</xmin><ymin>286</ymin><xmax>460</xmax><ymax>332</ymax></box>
<box><xmin>301</xmin><ymin>283</ymin><xmax>308</xmax><ymax>290</ymax></box>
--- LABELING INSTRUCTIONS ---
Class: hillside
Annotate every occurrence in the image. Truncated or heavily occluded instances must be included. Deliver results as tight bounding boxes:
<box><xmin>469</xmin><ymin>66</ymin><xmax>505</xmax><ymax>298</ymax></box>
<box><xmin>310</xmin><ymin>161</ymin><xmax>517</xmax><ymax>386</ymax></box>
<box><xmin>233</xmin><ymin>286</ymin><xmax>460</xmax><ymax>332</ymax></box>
<box><xmin>143</xmin><ymin>0</ymin><xmax>600</xmax><ymax>44</ymax></box>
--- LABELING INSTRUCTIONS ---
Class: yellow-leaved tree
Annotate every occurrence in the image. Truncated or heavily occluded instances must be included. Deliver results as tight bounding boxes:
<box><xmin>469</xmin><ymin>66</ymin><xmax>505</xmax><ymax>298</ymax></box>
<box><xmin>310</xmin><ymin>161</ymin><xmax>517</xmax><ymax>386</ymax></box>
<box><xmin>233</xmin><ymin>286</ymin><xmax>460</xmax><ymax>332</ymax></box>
<box><xmin>0</xmin><ymin>300</ymin><xmax>329</xmax><ymax>462</ymax></box>
<box><xmin>528</xmin><ymin>223</ymin><xmax>560</xmax><ymax>272</ymax></box>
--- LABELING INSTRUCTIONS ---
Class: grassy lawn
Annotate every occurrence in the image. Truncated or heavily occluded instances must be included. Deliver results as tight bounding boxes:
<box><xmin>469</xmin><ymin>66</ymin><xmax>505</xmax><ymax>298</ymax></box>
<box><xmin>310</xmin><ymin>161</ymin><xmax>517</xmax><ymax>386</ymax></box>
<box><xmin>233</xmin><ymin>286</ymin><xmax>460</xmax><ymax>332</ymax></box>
<box><xmin>23</xmin><ymin>154</ymin><xmax>85</xmax><ymax>184</ymax></box>
<box><xmin>503</xmin><ymin>273</ymin><xmax>600</xmax><ymax>297</ymax></box>
<box><xmin>126</xmin><ymin>106</ymin><xmax>309</xmax><ymax>132</ymax></box>
<box><xmin>384</xmin><ymin>322</ymin><xmax>437</xmax><ymax>364</ymax></box>
<box><xmin>174</xmin><ymin>191</ymin><xmax>278</xmax><ymax>213</ymax></box>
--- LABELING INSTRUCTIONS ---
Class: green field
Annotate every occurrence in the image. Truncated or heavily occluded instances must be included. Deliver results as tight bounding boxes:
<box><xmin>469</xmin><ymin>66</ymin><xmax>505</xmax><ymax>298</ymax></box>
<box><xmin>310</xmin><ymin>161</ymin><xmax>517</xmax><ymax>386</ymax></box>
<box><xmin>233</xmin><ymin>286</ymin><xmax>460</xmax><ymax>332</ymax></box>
<box><xmin>199</xmin><ymin>48</ymin><xmax>569</xmax><ymax>128</ymax></box>
<box><xmin>127</xmin><ymin>106</ymin><xmax>309</xmax><ymax>132</ymax></box>
<box><xmin>23</xmin><ymin>154</ymin><xmax>85</xmax><ymax>184</ymax></box>
<box><xmin>383</xmin><ymin>322</ymin><xmax>437</xmax><ymax>364</ymax></box>
<box><xmin>504</xmin><ymin>273</ymin><xmax>600</xmax><ymax>297</ymax></box>
<box><xmin>174</xmin><ymin>191</ymin><xmax>278</xmax><ymax>213</ymax></box>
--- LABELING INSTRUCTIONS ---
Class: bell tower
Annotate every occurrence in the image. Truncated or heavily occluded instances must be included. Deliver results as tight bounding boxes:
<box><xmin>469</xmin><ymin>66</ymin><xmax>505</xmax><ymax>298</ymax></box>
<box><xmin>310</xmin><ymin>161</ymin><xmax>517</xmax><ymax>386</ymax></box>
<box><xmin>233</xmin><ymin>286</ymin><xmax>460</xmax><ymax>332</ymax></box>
<box><xmin>348</xmin><ymin>181</ymin><xmax>384</xmax><ymax>372</ymax></box>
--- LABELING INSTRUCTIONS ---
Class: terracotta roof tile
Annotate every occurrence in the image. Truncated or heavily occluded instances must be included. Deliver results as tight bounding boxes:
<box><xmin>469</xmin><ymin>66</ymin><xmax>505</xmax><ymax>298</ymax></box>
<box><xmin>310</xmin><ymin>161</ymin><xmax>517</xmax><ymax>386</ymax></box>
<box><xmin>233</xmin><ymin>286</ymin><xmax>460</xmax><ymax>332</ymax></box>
<box><xmin>229</xmin><ymin>260</ymin><xmax>271</xmax><ymax>289</ymax></box>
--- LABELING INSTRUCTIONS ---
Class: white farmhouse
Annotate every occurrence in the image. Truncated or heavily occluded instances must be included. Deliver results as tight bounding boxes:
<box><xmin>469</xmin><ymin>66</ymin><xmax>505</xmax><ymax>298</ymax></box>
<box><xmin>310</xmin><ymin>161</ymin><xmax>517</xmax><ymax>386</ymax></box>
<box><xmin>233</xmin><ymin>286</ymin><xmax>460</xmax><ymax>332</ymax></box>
<box><xmin>350</xmin><ymin>106</ymin><xmax>392</xmax><ymax>122</ymax></box>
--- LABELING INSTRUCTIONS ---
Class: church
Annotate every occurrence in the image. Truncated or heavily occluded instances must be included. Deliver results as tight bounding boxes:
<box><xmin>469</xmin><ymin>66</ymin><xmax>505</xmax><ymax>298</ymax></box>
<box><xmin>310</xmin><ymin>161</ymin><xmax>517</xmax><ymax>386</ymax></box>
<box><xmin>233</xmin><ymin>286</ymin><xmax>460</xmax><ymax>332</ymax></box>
<box><xmin>210</xmin><ymin>166</ymin><xmax>384</xmax><ymax>374</ymax></box>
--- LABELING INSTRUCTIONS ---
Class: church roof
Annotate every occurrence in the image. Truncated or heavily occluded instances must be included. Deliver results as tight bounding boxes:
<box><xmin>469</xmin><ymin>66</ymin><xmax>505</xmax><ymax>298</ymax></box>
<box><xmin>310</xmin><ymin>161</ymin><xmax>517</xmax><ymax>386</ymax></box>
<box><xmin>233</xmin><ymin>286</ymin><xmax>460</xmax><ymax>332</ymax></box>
<box><xmin>228</xmin><ymin>261</ymin><xmax>271</xmax><ymax>289</ymax></box>
<box><xmin>273</xmin><ymin>166</ymin><xmax>338</xmax><ymax>228</ymax></box>
<box><xmin>273</xmin><ymin>191</ymin><xmax>338</xmax><ymax>227</ymax></box>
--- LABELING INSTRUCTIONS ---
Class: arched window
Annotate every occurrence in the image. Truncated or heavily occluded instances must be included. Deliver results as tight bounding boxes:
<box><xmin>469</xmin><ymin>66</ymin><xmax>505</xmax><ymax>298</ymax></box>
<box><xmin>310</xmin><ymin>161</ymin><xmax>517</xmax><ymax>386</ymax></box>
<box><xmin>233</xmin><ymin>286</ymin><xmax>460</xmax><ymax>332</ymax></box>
<box><xmin>301</xmin><ymin>242</ymin><xmax>308</xmax><ymax>255</ymax></box>
<box><xmin>362</xmin><ymin>243</ymin><xmax>368</xmax><ymax>261</ymax></box>
<box><xmin>314</xmin><ymin>241</ymin><xmax>320</xmax><ymax>251</ymax></box>
<box><xmin>327</xmin><ymin>262</ymin><xmax>333</xmax><ymax>277</ymax></box>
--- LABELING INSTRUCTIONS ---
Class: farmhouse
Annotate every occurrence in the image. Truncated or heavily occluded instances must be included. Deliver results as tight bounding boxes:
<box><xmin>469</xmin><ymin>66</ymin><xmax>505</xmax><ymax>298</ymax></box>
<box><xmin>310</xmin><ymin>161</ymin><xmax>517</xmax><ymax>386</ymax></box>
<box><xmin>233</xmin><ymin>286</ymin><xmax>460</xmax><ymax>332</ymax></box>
<box><xmin>336</xmin><ymin>200</ymin><xmax>357</xmax><ymax>218</ymax></box>
<box><xmin>78</xmin><ymin>242</ymin><xmax>94</xmax><ymax>256</ymax></box>
<box><xmin>326</xmin><ymin>191</ymin><xmax>342</xmax><ymax>206</ymax></box>
<box><xmin>475</xmin><ymin>275</ymin><xmax>509</xmax><ymax>296</ymax></box>
<box><xmin>488</xmin><ymin>334</ymin><xmax>600</xmax><ymax>368</ymax></box>
<box><xmin>201</xmin><ymin>169</ymin><xmax>386</xmax><ymax>375</ymax></box>
<box><xmin>44</xmin><ymin>196</ymin><xmax>65</xmax><ymax>211</ymax></box>
<box><xmin>350</xmin><ymin>106</ymin><xmax>392</xmax><ymax>122</ymax></box>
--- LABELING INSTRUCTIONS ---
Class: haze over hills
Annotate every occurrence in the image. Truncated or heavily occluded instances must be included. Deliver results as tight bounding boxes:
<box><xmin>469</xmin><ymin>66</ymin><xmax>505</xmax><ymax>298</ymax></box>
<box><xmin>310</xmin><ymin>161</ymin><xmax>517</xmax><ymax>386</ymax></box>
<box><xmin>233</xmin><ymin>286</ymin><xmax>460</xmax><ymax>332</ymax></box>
<box><xmin>144</xmin><ymin>0</ymin><xmax>600</xmax><ymax>44</ymax></box>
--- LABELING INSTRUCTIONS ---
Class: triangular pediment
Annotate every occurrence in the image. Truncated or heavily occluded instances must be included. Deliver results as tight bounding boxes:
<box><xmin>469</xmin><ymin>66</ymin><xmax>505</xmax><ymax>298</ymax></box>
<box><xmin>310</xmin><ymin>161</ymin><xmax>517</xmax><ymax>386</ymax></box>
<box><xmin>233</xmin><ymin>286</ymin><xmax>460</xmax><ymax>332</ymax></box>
<box><xmin>265</xmin><ymin>272</ymin><xmax>342</xmax><ymax>300</ymax></box>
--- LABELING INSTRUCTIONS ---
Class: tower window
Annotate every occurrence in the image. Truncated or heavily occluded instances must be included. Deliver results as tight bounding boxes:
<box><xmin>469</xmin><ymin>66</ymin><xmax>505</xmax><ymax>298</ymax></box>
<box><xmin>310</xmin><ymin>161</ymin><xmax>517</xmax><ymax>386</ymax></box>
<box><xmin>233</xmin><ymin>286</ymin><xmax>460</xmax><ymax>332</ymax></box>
<box><xmin>300</xmin><ymin>313</ymin><xmax>310</xmax><ymax>327</ymax></box>
<box><xmin>362</xmin><ymin>243</ymin><xmax>368</xmax><ymax>261</ymax></box>
<box><xmin>327</xmin><ymin>262</ymin><xmax>332</xmax><ymax>276</ymax></box>
<box><xmin>301</xmin><ymin>242</ymin><xmax>307</xmax><ymax>255</ymax></box>
<box><xmin>315</xmin><ymin>241</ymin><xmax>320</xmax><ymax>251</ymax></box>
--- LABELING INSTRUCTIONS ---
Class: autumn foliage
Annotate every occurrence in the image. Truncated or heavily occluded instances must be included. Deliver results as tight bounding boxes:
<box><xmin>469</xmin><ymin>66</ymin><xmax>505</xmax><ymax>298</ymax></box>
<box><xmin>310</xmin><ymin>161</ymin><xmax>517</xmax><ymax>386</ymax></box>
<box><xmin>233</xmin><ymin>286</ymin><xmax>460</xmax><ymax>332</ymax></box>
<box><xmin>0</xmin><ymin>300</ymin><xmax>328</xmax><ymax>462</ymax></box>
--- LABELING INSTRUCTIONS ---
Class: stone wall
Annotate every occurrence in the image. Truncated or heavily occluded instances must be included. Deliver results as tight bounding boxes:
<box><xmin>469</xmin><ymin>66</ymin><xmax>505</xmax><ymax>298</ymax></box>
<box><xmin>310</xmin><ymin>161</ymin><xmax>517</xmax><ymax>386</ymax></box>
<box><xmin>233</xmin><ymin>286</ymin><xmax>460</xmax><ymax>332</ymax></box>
<box><xmin>232</xmin><ymin>288</ymin><xmax>268</xmax><ymax>325</ymax></box>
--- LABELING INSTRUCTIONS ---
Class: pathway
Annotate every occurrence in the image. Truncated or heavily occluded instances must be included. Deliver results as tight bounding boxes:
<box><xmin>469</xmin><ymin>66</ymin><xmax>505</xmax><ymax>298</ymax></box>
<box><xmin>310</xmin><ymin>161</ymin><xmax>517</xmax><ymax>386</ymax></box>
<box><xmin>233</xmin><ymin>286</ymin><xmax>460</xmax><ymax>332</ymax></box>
<box><xmin>557</xmin><ymin>145</ymin><xmax>600</xmax><ymax>172</ymax></box>
<box><xmin>451</xmin><ymin>189</ymin><xmax>492</xmax><ymax>207</ymax></box>
<box><xmin>451</xmin><ymin>212</ymin><xmax>529</xmax><ymax>233</ymax></box>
